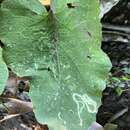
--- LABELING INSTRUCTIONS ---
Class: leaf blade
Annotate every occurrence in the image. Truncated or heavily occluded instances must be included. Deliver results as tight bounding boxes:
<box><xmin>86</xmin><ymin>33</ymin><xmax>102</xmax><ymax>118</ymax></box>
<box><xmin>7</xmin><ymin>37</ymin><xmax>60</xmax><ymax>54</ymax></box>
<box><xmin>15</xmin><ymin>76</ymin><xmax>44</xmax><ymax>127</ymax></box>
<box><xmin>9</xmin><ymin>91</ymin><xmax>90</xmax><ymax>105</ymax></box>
<box><xmin>0</xmin><ymin>0</ymin><xmax>111</xmax><ymax>130</ymax></box>
<box><xmin>0</xmin><ymin>47</ymin><xmax>8</xmax><ymax>93</ymax></box>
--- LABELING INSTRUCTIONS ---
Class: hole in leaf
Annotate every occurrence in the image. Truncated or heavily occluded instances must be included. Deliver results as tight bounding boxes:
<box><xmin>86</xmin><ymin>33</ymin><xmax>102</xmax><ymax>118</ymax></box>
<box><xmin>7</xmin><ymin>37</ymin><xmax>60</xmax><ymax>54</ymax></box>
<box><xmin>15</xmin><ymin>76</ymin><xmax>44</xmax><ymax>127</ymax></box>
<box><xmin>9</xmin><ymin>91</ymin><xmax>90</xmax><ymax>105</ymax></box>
<box><xmin>87</xmin><ymin>55</ymin><xmax>91</xmax><ymax>59</ymax></box>
<box><xmin>0</xmin><ymin>40</ymin><xmax>4</xmax><ymax>48</ymax></box>
<box><xmin>37</xmin><ymin>67</ymin><xmax>51</xmax><ymax>71</ymax></box>
<box><xmin>47</xmin><ymin>67</ymin><xmax>51</xmax><ymax>71</ymax></box>
<box><xmin>67</xmin><ymin>3</ymin><xmax>76</xmax><ymax>8</ymax></box>
<box><xmin>8</xmin><ymin>67</ymin><xmax>12</xmax><ymax>71</ymax></box>
<box><xmin>86</xmin><ymin>31</ymin><xmax>92</xmax><ymax>38</ymax></box>
<box><xmin>45</xmin><ymin>5</ymin><xmax>51</xmax><ymax>12</ymax></box>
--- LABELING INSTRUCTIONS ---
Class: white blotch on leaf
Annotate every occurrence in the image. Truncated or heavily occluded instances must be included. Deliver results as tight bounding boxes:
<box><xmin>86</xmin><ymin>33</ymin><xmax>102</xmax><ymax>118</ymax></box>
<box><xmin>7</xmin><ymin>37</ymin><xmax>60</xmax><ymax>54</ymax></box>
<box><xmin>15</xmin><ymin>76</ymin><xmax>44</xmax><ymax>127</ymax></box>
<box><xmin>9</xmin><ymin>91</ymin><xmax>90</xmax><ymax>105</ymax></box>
<box><xmin>73</xmin><ymin>93</ymin><xmax>97</xmax><ymax>126</ymax></box>
<box><xmin>65</xmin><ymin>75</ymin><xmax>71</xmax><ymax>80</ymax></box>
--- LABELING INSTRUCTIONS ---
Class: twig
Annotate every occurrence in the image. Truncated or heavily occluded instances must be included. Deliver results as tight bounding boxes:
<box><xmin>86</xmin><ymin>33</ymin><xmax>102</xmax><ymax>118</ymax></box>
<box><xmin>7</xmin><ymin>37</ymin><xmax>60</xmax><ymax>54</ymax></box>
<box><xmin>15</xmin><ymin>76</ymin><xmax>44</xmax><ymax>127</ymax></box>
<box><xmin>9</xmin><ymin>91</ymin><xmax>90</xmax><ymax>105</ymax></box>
<box><xmin>103</xmin><ymin>23</ymin><xmax>130</xmax><ymax>34</ymax></box>
<box><xmin>103</xmin><ymin>30</ymin><xmax>130</xmax><ymax>38</ymax></box>
<box><xmin>0</xmin><ymin>97</ymin><xmax>33</xmax><ymax>114</ymax></box>
<box><xmin>108</xmin><ymin>107</ymin><xmax>128</xmax><ymax>123</ymax></box>
<box><xmin>0</xmin><ymin>114</ymin><xmax>20</xmax><ymax>123</ymax></box>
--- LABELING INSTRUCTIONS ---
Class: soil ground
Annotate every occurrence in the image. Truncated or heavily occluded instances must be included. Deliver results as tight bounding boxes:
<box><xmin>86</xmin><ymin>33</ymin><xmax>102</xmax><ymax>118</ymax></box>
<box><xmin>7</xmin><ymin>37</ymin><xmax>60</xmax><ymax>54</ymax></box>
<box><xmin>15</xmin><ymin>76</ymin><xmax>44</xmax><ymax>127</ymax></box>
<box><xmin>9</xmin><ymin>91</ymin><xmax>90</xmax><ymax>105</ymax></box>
<box><xmin>97</xmin><ymin>0</ymin><xmax>130</xmax><ymax>129</ymax></box>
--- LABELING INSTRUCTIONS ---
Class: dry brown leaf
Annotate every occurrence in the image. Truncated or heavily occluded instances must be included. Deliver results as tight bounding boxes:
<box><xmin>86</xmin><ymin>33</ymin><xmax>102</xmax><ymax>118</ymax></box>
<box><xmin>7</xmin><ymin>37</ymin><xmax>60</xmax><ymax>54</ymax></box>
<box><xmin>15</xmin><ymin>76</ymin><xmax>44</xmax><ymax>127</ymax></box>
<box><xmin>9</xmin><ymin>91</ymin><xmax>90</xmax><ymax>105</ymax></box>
<box><xmin>34</xmin><ymin>124</ymin><xmax>49</xmax><ymax>130</ymax></box>
<box><xmin>2</xmin><ymin>71</ymin><xmax>31</xmax><ymax>98</ymax></box>
<box><xmin>0</xmin><ymin>97</ymin><xmax>33</xmax><ymax>114</ymax></box>
<box><xmin>39</xmin><ymin>0</ymin><xmax>51</xmax><ymax>6</ymax></box>
<box><xmin>0</xmin><ymin>114</ymin><xmax>20</xmax><ymax>123</ymax></box>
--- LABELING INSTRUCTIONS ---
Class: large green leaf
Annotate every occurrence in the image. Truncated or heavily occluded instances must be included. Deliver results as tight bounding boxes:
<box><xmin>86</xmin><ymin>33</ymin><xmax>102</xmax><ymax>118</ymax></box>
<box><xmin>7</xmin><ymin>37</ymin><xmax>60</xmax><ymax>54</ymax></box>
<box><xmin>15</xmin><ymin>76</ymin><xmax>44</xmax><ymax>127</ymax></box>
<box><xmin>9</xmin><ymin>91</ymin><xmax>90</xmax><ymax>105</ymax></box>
<box><xmin>0</xmin><ymin>47</ymin><xmax>8</xmax><ymax>93</ymax></box>
<box><xmin>0</xmin><ymin>0</ymin><xmax>111</xmax><ymax>130</ymax></box>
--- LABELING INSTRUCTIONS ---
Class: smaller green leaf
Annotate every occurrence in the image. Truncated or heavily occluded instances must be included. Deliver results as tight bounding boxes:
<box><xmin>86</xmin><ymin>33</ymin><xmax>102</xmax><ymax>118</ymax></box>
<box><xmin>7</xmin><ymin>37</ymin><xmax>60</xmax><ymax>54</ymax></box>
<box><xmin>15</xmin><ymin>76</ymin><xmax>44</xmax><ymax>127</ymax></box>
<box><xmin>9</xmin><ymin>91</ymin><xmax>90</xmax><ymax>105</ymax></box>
<box><xmin>0</xmin><ymin>47</ymin><xmax>8</xmax><ymax>93</ymax></box>
<box><xmin>1</xmin><ymin>0</ymin><xmax>45</xmax><ymax>15</ymax></box>
<box><xmin>116</xmin><ymin>87</ymin><xmax>123</xmax><ymax>96</ymax></box>
<box><xmin>104</xmin><ymin>123</ymin><xmax>117</xmax><ymax>130</ymax></box>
